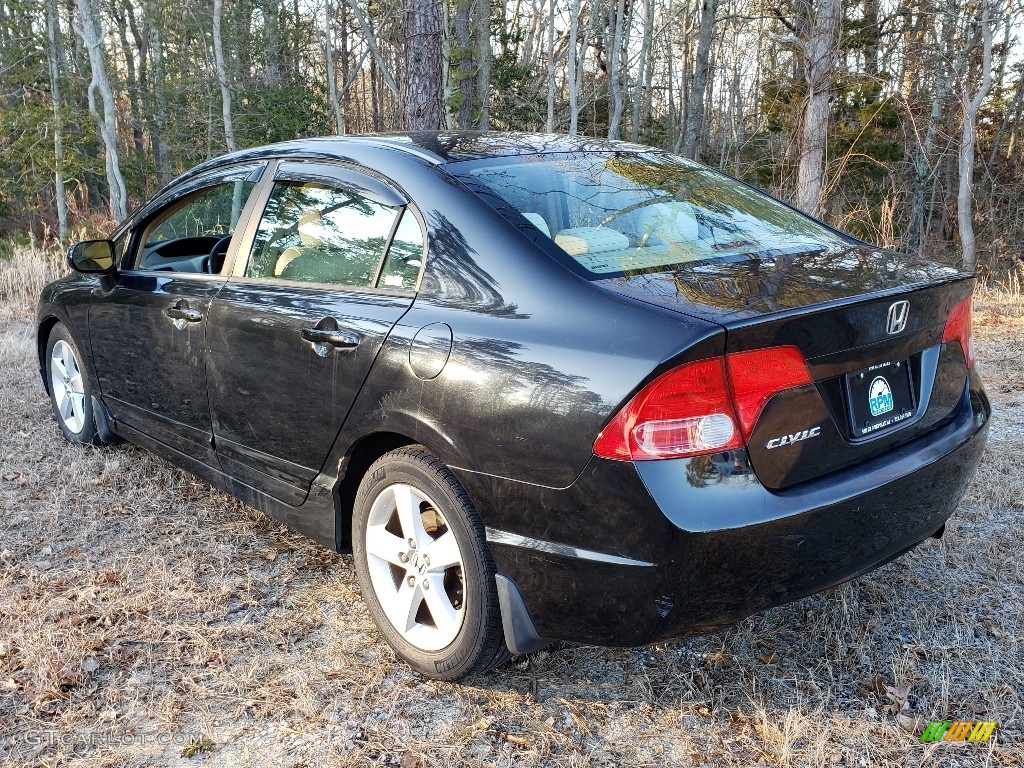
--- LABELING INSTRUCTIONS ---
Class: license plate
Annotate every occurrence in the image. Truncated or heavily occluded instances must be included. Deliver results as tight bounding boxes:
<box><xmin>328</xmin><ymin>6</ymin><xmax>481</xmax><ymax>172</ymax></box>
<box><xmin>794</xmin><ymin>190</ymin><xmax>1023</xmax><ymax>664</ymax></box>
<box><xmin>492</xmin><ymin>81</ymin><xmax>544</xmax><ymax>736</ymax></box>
<box><xmin>845</xmin><ymin>359</ymin><xmax>915</xmax><ymax>437</ymax></box>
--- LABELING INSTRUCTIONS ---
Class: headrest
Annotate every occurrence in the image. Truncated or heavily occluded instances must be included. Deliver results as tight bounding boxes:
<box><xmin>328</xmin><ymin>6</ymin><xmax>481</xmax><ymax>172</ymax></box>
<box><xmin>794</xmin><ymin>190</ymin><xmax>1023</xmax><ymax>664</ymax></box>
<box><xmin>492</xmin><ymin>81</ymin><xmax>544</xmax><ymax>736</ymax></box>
<box><xmin>297</xmin><ymin>210</ymin><xmax>324</xmax><ymax>247</ymax></box>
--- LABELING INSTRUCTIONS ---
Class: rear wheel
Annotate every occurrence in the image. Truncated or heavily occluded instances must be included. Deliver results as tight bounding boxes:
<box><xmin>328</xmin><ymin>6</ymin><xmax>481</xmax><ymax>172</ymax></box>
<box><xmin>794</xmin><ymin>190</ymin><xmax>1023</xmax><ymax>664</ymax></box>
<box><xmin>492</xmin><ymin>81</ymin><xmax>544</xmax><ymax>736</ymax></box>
<box><xmin>45</xmin><ymin>324</ymin><xmax>100</xmax><ymax>445</ymax></box>
<box><xmin>352</xmin><ymin>446</ymin><xmax>509</xmax><ymax>680</ymax></box>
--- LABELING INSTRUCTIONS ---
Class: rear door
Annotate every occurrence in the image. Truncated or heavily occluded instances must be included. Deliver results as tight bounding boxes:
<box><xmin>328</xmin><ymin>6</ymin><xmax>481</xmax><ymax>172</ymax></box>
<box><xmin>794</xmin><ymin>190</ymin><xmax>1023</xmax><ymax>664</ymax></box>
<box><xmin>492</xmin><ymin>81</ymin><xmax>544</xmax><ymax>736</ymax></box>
<box><xmin>88</xmin><ymin>163</ymin><xmax>264</xmax><ymax>464</ymax></box>
<box><xmin>206</xmin><ymin>160</ymin><xmax>426</xmax><ymax>504</ymax></box>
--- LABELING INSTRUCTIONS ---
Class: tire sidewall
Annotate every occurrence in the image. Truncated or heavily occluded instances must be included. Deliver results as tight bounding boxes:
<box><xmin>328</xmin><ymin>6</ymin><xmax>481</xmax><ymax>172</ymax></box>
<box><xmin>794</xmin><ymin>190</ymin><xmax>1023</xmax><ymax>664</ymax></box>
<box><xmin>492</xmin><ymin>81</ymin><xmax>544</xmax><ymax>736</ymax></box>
<box><xmin>352</xmin><ymin>449</ymin><xmax>496</xmax><ymax>679</ymax></box>
<box><xmin>45</xmin><ymin>324</ymin><xmax>98</xmax><ymax>445</ymax></box>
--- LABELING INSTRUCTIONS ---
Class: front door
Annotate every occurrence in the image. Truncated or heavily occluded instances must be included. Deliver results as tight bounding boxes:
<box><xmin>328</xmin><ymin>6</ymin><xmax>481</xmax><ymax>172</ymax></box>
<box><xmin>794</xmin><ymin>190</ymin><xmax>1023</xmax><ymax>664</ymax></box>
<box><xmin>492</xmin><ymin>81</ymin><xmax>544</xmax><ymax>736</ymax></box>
<box><xmin>206</xmin><ymin>161</ymin><xmax>426</xmax><ymax>504</ymax></box>
<box><xmin>89</xmin><ymin>164</ymin><xmax>264</xmax><ymax>464</ymax></box>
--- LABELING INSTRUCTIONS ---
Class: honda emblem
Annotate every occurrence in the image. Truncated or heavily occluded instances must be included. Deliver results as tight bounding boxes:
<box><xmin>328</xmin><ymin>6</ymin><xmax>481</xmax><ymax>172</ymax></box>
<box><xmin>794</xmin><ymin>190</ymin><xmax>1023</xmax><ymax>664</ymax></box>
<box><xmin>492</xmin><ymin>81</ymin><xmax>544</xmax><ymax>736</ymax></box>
<box><xmin>886</xmin><ymin>300</ymin><xmax>910</xmax><ymax>334</ymax></box>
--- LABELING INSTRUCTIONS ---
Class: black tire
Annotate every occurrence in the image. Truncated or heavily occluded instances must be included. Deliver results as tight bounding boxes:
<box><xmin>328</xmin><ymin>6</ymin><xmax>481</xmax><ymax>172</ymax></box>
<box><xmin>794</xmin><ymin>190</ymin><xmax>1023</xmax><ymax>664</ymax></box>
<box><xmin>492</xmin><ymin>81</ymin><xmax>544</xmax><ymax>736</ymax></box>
<box><xmin>352</xmin><ymin>445</ymin><xmax>509</xmax><ymax>680</ymax></box>
<box><xmin>45</xmin><ymin>323</ymin><xmax>100</xmax><ymax>445</ymax></box>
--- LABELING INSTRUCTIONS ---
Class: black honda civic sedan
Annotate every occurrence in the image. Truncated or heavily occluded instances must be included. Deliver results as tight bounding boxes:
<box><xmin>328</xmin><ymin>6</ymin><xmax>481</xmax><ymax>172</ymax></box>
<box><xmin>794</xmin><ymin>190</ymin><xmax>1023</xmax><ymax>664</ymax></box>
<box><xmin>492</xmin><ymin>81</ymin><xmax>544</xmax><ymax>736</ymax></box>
<box><xmin>37</xmin><ymin>133</ymin><xmax>989</xmax><ymax>680</ymax></box>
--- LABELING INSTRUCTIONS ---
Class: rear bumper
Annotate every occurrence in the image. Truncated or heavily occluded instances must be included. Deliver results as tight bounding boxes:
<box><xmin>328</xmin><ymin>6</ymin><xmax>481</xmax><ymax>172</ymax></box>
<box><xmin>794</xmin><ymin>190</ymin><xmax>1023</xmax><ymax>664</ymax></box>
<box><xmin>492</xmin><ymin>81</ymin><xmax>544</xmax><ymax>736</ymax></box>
<box><xmin>478</xmin><ymin>372</ymin><xmax>989</xmax><ymax>647</ymax></box>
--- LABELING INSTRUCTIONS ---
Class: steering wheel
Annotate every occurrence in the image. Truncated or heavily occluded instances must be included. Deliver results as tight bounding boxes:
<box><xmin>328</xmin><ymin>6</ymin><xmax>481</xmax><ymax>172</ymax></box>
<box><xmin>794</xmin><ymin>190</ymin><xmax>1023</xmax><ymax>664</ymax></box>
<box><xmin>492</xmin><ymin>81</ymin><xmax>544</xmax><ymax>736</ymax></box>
<box><xmin>206</xmin><ymin>234</ymin><xmax>233</xmax><ymax>273</ymax></box>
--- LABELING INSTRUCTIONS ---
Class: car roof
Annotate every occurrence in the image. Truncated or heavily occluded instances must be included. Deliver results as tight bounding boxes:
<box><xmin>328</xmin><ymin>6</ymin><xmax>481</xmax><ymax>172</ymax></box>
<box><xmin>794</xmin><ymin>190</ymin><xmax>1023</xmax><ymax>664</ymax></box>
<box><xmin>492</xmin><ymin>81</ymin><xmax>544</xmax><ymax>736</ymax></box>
<box><xmin>328</xmin><ymin>132</ymin><xmax>655</xmax><ymax>163</ymax></box>
<box><xmin>184</xmin><ymin>132</ymin><xmax>653</xmax><ymax>173</ymax></box>
<box><xmin>143</xmin><ymin>132</ymin><xmax>658</xmax><ymax>216</ymax></box>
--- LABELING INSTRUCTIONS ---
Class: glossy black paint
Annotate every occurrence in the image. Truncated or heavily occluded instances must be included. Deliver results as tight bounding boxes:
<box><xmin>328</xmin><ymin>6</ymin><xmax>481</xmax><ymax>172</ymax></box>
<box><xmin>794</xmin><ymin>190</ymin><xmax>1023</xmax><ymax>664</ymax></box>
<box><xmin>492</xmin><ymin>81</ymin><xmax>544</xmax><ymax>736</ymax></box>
<box><xmin>37</xmin><ymin>132</ymin><xmax>991</xmax><ymax>652</ymax></box>
<box><xmin>89</xmin><ymin>273</ymin><xmax>225</xmax><ymax>464</ymax></box>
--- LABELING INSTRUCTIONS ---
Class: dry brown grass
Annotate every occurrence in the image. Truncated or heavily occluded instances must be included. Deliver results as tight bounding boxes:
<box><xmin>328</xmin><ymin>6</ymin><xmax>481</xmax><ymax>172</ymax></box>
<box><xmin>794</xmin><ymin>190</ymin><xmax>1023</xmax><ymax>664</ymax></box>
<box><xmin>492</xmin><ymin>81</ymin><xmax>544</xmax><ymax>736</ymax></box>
<box><xmin>1</xmin><ymin>249</ymin><xmax>1022</xmax><ymax>767</ymax></box>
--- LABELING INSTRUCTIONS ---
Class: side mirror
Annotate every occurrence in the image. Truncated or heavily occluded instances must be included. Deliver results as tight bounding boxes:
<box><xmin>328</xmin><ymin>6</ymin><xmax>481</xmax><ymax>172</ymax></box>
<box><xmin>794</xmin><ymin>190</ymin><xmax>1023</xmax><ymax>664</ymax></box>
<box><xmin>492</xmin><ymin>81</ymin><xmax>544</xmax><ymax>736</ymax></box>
<box><xmin>68</xmin><ymin>240</ymin><xmax>117</xmax><ymax>274</ymax></box>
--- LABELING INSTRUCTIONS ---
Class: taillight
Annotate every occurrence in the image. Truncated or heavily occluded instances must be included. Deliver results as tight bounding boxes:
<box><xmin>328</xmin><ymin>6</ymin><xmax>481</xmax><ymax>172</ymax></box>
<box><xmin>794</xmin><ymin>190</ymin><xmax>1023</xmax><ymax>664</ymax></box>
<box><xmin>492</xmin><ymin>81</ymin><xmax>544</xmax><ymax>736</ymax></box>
<box><xmin>726</xmin><ymin>346</ymin><xmax>813</xmax><ymax>440</ymax></box>
<box><xmin>594</xmin><ymin>346</ymin><xmax>812</xmax><ymax>461</ymax></box>
<box><xmin>593</xmin><ymin>358</ymin><xmax>742</xmax><ymax>460</ymax></box>
<box><xmin>942</xmin><ymin>297</ymin><xmax>974</xmax><ymax>367</ymax></box>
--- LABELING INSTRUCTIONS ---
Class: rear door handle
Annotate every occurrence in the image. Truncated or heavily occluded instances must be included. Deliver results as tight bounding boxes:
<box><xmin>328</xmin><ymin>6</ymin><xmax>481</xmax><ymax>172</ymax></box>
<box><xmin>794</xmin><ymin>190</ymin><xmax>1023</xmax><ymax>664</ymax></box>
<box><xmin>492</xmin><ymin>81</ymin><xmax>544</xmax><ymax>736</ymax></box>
<box><xmin>300</xmin><ymin>327</ymin><xmax>361</xmax><ymax>349</ymax></box>
<box><xmin>165</xmin><ymin>306</ymin><xmax>203</xmax><ymax>323</ymax></box>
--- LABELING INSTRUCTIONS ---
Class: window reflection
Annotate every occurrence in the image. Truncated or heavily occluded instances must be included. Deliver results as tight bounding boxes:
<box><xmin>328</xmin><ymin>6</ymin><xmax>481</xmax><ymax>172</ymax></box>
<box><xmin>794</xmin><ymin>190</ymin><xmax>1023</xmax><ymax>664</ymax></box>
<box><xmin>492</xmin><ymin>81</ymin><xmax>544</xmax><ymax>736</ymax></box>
<box><xmin>377</xmin><ymin>209</ymin><xmax>424</xmax><ymax>290</ymax></box>
<box><xmin>246</xmin><ymin>181</ymin><xmax>399</xmax><ymax>288</ymax></box>
<box><xmin>457</xmin><ymin>153</ymin><xmax>847</xmax><ymax>276</ymax></box>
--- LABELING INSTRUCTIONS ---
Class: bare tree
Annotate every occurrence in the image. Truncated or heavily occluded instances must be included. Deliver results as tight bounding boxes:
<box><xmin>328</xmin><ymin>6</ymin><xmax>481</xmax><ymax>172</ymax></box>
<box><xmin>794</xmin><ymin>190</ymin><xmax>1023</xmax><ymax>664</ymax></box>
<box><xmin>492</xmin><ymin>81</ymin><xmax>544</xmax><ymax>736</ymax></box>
<box><xmin>545</xmin><ymin>0</ymin><xmax>556</xmax><ymax>132</ymax></box>
<box><xmin>476</xmin><ymin>0</ymin><xmax>492</xmax><ymax>129</ymax></box>
<box><xmin>324</xmin><ymin>0</ymin><xmax>344</xmax><ymax>133</ymax></box>
<box><xmin>959</xmin><ymin>0</ymin><xmax>995</xmax><ymax>270</ymax></box>
<box><xmin>567</xmin><ymin>0</ymin><xmax>584</xmax><ymax>135</ymax></box>
<box><xmin>212</xmin><ymin>0</ymin><xmax>236</xmax><ymax>151</ymax></box>
<box><xmin>45</xmin><ymin>0</ymin><xmax>68</xmax><ymax>242</ymax></box>
<box><xmin>402</xmin><ymin>0</ymin><xmax>445</xmax><ymax>130</ymax></box>
<box><xmin>73</xmin><ymin>0</ymin><xmax>128</xmax><ymax>221</ymax></box>
<box><xmin>788</xmin><ymin>0</ymin><xmax>841</xmax><ymax>217</ymax></box>
<box><xmin>454</xmin><ymin>0</ymin><xmax>476</xmax><ymax>129</ymax></box>
<box><xmin>681</xmin><ymin>0</ymin><xmax>715</xmax><ymax>160</ymax></box>
<box><xmin>606</xmin><ymin>0</ymin><xmax>627</xmax><ymax>139</ymax></box>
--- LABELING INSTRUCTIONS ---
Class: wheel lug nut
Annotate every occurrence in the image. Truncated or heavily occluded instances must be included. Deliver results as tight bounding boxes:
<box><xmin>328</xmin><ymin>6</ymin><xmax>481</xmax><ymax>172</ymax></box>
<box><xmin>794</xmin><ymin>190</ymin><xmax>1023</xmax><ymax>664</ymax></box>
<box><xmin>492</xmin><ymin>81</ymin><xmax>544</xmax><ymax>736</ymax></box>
<box><xmin>422</xmin><ymin>579</ymin><xmax>430</xmax><ymax>591</ymax></box>
<box><xmin>407</xmin><ymin>538</ymin><xmax>417</xmax><ymax>549</ymax></box>
<box><xmin>407</xmin><ymin>575</ymin><xmax>415</xmax><ymax>587</ymax></box>
<box><xmin>399</xmin><ymin>552</ymin><xmax>409</xmax><ymax>563</ymax></box>
<box><xmin>423</xmin><ymin>556</ymin><xmax>430</xmax><ymax>567</ymax></box>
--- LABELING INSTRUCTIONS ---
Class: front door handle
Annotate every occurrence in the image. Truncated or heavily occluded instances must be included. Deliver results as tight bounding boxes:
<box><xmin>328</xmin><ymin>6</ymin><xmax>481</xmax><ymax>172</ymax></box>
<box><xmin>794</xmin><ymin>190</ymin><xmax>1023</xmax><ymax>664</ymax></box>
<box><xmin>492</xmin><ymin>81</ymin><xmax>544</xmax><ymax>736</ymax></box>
<box><xmin>300</xmin><ymin>327</ymin><xmax>361</xmax><ymax>349</ymax></box>
<box><xmin>165</xmin><ymin>305</ymin><xmax>203</xmax><ymax>323</ymax></box>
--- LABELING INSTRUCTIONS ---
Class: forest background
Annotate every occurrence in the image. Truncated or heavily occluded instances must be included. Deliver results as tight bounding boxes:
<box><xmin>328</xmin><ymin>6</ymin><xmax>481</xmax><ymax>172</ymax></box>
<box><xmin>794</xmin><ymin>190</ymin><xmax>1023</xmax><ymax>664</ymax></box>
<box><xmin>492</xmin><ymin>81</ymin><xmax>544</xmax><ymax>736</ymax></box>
<box><xmin>0</xmin><ymin>0</ymin><xmax>1022</xmax><ymax>274</ymax></box>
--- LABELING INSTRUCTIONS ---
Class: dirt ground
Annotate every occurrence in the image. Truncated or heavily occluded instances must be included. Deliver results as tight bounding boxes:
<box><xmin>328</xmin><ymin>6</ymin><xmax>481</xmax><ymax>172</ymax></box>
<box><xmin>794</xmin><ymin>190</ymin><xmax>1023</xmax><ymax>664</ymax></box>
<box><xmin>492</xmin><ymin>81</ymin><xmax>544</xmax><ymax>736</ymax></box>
<box><xmin>1</xmin><ymin>256</ymin><xmax>1022</xmax><ymax>767</ymax></box>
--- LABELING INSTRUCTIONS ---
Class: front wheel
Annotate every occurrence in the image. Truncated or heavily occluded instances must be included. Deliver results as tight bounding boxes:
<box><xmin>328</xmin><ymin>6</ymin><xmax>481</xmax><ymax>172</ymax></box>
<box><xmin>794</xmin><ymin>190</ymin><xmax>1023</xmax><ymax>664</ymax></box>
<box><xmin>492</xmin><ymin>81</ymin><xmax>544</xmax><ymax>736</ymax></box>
<box><xmin>45</xmin><ymin>323</ymin><xmax>100</xmax><ymax>445</ymax></box>
<box><xmin>352</xmin><ymin>446</ymin><xmax>509</xmax><ymax>680</ymax></box>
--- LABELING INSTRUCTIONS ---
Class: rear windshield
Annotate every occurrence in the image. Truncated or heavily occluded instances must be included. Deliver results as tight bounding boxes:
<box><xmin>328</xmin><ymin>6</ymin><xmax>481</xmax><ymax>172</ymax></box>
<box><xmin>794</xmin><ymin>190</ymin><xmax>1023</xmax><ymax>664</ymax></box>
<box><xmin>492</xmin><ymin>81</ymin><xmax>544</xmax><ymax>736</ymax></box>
<box><xmin>451</xmin><ymin>152</ymin><xmax>847</xmax><ymax>276</ymax></box>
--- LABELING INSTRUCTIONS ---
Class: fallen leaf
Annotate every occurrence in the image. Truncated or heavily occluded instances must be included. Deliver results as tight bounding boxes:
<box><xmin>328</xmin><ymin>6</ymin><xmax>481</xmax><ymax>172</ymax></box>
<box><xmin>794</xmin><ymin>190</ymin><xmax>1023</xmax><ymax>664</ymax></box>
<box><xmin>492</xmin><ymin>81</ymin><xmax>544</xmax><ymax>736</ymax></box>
<box><xmin>502</xmin><ymin>733</ymin><xmax>532</xmax><ymax>748</ymax></box>
<box><xmin>756</xmin><ymin>652</ymin><xmax>779</xmax><ymax>664</ymax></box>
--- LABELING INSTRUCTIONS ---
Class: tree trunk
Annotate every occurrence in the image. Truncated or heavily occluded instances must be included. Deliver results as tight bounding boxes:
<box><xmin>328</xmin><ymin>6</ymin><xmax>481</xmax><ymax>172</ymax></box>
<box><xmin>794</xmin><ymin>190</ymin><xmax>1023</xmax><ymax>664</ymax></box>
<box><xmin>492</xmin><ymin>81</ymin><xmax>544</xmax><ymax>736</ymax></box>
<box><xmin>45</xmin><ymin>0</ymin><xmax>68</xmax><ymax>242</ymax></box>
<box><xmin>682</xmin><ymin>0</ymin><xmax>714</xmax><ymax>160</ymax></box>
<box><xmin>862</xmin><ymin>0</ymin><xmax>879</xmax><ymax>79</ymax></box>
<box><xmin>567</xmin><ymin>0</ymin><xmax>581</xmax><ymax>134</ymax></box>
<box><xmin>795</xmin><ymin>0</ymin><xmax>840</xmax><ymax>218</ymax></box>
<box><xmin>213</xmin><ymin>0</ymin><xmax>237</xmax><ymax>151</ymax></box>
<box><xmin>959</xmin><ymin>1</ymin><xmax>994</xmax><ymax>271</ymax></box>
<box><xmin>606</xmin><ymin>0</ymin><xmax>626</xmax><ymax>139</ymax></box>
<box><xmin>324</xmin><ymin>0</ymin><xmax>344</xmax><ymax>133</ymax></box>
<box><xmin>454</xmin><ymin>0</ymin><xmax>475</xmax><ymax>129</ymax></box>
<box><xmin>475</xmin><ymin>0</ymin><xmax>491</xmax><ymax>129</ymax></box>
<box><xmin>630</xmin><ymin>0</ymin><xmax>654</xmax><ymax>142</ymax></box>
<box><xmin>401</xmin><ymin>0</ymin><xmax>444</xmax><ymax>130</ymax></box>
<box><xmin>346</xmin><ymin>0</ymin><xmax>399</xmax><ymax>96</ymax></box>
<box><xmin>545</xmin><ymin>0</ymin><xmax>555</xmax><ymax>132</ymax></box>
<box><xmin>150</xmin><ymin>16</ymin><xmax>169</xmax><ymax>184</ymax></box>
<box><xmin>74</xmin><ymin>0</ymin><xmax>128</xmax><ymax>221</ymax></box>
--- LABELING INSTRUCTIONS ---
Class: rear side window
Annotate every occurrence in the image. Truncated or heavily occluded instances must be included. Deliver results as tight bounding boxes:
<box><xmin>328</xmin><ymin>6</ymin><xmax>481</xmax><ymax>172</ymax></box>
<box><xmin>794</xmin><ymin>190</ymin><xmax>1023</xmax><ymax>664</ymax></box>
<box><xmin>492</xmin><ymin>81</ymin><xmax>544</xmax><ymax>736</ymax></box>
<box><xmin>246</xmin><ymin>181</ymin><xmax>398</xmax><ymax>287</ymax></box>
<box><xmin>376</xmin><ymin>209</ymin><xmax>424</xmax><ymax>290</ymax></box>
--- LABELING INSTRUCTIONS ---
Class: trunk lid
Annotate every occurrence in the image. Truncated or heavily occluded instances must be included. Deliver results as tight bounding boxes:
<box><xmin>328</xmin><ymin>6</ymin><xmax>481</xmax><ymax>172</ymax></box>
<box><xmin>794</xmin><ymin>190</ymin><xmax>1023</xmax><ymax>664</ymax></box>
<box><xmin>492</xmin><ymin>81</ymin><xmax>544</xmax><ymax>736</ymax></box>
<box><xmin>595</xmin><ymin>245</ymin><xmax>974</xmax><ymax>489</ymax></box>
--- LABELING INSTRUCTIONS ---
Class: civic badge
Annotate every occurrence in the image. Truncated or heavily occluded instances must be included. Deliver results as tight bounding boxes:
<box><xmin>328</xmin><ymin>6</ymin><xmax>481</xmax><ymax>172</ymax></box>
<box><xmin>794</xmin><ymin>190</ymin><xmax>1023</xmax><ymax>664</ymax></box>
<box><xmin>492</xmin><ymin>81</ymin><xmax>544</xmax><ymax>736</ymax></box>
<box><xmin>886</xmin><ymin>300</ymin><xmax>909</xmax><ymax>334</ymax></box>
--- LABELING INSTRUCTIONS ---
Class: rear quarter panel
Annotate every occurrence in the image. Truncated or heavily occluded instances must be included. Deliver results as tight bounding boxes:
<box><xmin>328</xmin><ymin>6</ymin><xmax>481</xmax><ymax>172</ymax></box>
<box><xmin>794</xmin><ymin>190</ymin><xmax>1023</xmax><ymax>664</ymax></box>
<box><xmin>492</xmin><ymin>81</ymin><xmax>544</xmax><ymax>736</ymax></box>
<box><xmin>330</xmin><ymin>155</ymin><xmax>725</xmax><ymax>489</ymax></box>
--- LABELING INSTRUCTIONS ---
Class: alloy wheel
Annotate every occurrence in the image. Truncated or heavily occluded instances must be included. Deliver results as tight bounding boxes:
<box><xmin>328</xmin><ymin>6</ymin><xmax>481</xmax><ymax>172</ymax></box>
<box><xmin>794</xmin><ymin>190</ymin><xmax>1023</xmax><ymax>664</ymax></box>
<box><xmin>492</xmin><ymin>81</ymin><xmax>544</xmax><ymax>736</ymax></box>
<box><xmin>364</xmin><ymin>482</ymin><xmax>466</xmax><ymax>651</ymax></box>
<box><xmin>50</xmin><ymin>339</ymin><xmax>86</xmax><ymax>434</ymax></box>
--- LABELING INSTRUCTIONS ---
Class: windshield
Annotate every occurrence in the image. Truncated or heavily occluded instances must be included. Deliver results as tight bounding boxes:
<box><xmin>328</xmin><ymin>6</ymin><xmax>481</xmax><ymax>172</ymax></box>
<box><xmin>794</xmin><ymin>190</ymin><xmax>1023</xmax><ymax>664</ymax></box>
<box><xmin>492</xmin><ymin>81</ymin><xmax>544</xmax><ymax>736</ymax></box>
<box><xmin>451</xmin><ymin>152</ymin><xmax>848</xmax><ymax>277</ymax></box>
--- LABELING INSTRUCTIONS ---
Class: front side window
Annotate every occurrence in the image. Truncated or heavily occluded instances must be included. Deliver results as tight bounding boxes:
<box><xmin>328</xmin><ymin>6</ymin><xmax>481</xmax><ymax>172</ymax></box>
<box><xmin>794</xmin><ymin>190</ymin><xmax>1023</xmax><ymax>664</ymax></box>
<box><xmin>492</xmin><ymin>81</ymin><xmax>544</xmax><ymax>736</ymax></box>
<box><xmin>135</xmin><ymin>179</ymin><xmax>255</xmax><ymax>272</ymax></box>
<box><xmin>452</xmin><ymin>152</ymin><xmax>847</xmax><ymax>277</ymax></box>
<box><xmin>245</xmin><ymin>180</ymin><xmax>424</xmax><ymax>291</ymax></box>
